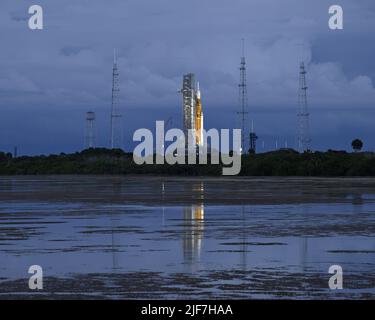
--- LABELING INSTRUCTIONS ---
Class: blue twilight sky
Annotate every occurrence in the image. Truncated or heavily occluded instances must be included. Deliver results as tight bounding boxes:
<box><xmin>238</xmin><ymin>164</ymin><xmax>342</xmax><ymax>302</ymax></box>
<box><xmin>0</xmin><ymin>0</ymin><xmax>374</xmax><ymax>155</ymax></box>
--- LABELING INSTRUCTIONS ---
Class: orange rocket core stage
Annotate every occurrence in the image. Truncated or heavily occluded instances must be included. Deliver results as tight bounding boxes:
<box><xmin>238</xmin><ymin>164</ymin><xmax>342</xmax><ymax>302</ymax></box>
<box><xmin>195</xmin><ymin>83</ymin><xmax>204</xmax><ymax>146</ymax></box>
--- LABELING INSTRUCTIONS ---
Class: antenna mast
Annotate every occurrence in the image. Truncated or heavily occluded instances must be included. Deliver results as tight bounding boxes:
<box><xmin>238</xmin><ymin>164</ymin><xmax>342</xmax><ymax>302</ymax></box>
<box><xmin>297</xmin><ymin>62</ymin><xmax>311</xmax><ymax>152</ymax></box>
<box><xmin>110</xmin><ymin>49</ymin><xmax>122</xmax><ymax>149</ymax></box>
<box><xmin>238</xmin><ymin>39</ymin><xmax>248</xmax><ymax>153</ymax></box>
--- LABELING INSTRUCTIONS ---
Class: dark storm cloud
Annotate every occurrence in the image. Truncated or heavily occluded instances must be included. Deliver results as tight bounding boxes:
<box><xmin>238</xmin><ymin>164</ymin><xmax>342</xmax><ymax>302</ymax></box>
<box><xmin>60</xmin><ymin>46</ymin><xmax>90</xmax><ymax>57</ymax></box>
<box><xmin>10</xmin><ymin>12</ymin><xmax>29</xmax><ymax>22</ymax></box>
<box><xmin>0</xmin><ymin>0</ymin><xmax>374</xmax><ymax>154</ymax></box>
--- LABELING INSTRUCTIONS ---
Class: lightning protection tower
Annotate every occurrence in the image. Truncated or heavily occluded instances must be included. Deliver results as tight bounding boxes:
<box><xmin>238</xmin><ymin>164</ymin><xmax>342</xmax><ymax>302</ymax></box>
<box><xmin>85</xmin><ymin>111</ymin><xmax>96</xmax><ymax>149</ymax></box>
<box><xmin>238</xmin><ymin>39</ymin><xmax>248</xmax><ymax>154</ymax></box>
<box><xmin>297</xmin><ymin>62</ymin><xmax>311</xmax><ymax>152</ymax></box>
<box><xmin>110</xmin><ymin>49</ymin><xmax>122</xmax><ymax>149</ymax></box>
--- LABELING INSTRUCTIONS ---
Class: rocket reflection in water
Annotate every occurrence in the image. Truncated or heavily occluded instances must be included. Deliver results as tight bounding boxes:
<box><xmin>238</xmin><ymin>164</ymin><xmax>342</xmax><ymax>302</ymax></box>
<box><xmin>183</xmin><ymin>204</ymin><xmax>205</xmax><ymax>265</ymax></box>
<box><xmin>183</xmin><ymin>182</ymin><xmax>205</xmax><ymax>266</ymax></box>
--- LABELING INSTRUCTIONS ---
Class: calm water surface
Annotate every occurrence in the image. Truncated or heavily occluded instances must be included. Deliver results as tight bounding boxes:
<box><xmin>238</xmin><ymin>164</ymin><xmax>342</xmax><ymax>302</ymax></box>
<box><xmin>0</xmin><ymin>176</ymin><xmax>374</xmax><ymax>299</ymax></box>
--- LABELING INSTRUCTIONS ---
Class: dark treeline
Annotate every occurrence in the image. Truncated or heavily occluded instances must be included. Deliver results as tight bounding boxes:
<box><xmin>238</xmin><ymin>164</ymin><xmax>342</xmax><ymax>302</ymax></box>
<box><xmin>1</xmin><ymin>148</ymin><xmax>375</xmax><ymax>176</ymax></box>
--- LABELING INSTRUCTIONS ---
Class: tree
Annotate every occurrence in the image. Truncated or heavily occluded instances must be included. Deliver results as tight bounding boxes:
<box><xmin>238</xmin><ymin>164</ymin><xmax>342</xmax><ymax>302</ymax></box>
<box><xmin>351</xmin><ymin>139</ymin><xmax>363</xmax><ymax>152</ymax></box>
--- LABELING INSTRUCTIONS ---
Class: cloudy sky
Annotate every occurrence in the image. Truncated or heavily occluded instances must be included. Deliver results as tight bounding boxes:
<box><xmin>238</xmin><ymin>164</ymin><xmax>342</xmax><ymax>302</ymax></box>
<box><xmin>0</xmin><ymin>0</ymin><xmax>374</xmax><ymax>154</ymax></box>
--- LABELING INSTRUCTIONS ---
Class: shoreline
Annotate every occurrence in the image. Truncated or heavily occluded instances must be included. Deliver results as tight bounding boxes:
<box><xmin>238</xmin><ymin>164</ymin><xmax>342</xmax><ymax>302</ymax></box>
<box><xmin>1</xmin><ymin>175</ymin><xmax>375</xmax><ymax>206</ymax></box>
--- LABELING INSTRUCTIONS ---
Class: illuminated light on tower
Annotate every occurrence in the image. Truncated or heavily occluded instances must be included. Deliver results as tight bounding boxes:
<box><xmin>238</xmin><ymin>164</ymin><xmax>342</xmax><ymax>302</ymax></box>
<box><xmin>110</xmin><ymin>49</ymin><xmax>122</xmax><ymax>149</ymax></box>
<box><xmin>297</xmin><ymin>62</ymin><xmax>311</xmax><ymax>152</ymax></box>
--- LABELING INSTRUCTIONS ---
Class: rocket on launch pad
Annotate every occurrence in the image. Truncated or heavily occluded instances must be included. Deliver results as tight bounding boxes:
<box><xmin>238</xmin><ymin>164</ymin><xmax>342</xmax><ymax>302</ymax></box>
<box><xmin>181</xmin><ymin>74</ymin><xmax>204</xmax><ymax>148</ymax></box>
<box><xmin>195</xmin><ymin>82</ymin><xmax>204</xmax><ymax>147</ymax></box>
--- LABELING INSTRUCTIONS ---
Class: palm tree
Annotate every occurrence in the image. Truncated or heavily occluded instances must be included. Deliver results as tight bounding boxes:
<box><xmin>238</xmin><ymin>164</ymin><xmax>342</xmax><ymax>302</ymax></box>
<box><xmin>351</xmin><ymin>139</ymin><xmax>363</xmax><ymax>152</ymax></box>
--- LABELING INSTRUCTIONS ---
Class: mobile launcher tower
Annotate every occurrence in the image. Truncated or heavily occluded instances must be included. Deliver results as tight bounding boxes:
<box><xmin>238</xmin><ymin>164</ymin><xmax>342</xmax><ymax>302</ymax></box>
<box><xmin>181</xmin><ymin>74</ymin><xmax>204</xmax><ymax>148</ymax></box>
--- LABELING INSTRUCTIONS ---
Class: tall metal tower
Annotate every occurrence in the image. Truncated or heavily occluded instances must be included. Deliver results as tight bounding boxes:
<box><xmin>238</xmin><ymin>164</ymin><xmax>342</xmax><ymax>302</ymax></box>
<box><xmin>181</xmin><ymin>73</ymin><xmax>196</xmax><ymax>139</ymax></box>
<box><xmin>85</xmin><ymin>111</ymin><xmax>96</xmax><ymax>149</ymax></box>
<box><xmin>238</xmin><ymin>39</ymin><xmax>248</xmax><ymax>154</ymax></box>
<box><xmin>297</xmin><ymin>62</ymin><xmax>311</xmax><ymax>152</ymax></box>
<box><xmin>110</xmin><ymin>49</ymin><xmax>122</xmax><ymax>149</ymax></box>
